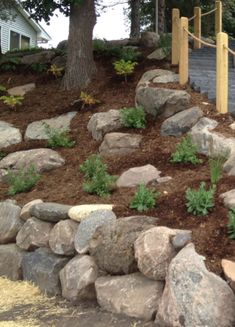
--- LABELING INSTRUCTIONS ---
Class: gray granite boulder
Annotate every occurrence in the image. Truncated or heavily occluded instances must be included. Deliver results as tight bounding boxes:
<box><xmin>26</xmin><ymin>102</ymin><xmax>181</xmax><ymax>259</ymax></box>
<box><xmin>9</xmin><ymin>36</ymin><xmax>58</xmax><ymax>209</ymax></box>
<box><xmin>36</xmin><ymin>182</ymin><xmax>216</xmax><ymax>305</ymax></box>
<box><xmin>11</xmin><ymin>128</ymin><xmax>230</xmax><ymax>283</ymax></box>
<box><xmin>22</xmin><ymin>247</ymin><xmax>69</xmax><ymax>296</ymax></box>
<box><xmin>68</xmin><ymin>204</ymin><xmax>114</xmax><ymax>222</ymax></box>
<box><xmin>0</xmin><ymin>121</ymin><xmax>22</xmax><ymax>150</ymax></box>
<box><xmin>95</xmin><ymin>273</ymin><xmax>164</xmax><ymax>320</ymax></box>
<box><xmin>140</xmin><ymin>32</ymin><xmax>160</xmax><ymax>48</ymax></box>
<box><xmin>137</xmin><ymin>69</ymin><xmax>178</xmax><ymax>89</ymax></box>
<box><xmin>21</xmin><ymin>50</ymin><xmax>56</xmax><ymax>65</ymax></box>
<box><xmin>220</xmin><ymin>189</ymin><xmax>235</xmax><ymax>209</ymax></box>
<box><xmin>89</xmin><ymin>219</ymin><xmax>154</xmax><ymax>275</ymax></box>
<box><xmin>0</xmin><ymin>244</ymin><xmax>25</xmax><ymax>280</ymax></box>
<box><xmin>0</xmin><ymin>148</ymin><xmax>65</xmax><ymax>174</ymax></box>
<box><xmin>20</xmin><ymin>199</ymin><xmax>43</xmax><ymax>221</ymax></box>
<box><xmin>160</xmin><ymin>107</ymin><xmax>203</xmax><ymax>136</ymax></box>
<box><xmin>25</xmin><ymin>112</ymin><xmax>77</xmax><ymax>141</ymax></box>
<box><xmin>99</xmin><ymin>133</ymin><xmax>142</xmax><ymax>157</ymax></box>
<box><xmin>30</xmin><ymin>202</ymin><xmax>72</xmax><ymax>223</ymax></box>
<box><xmin>74</xmin><ymin>209</ymin><xmax>117</xmax><ymax>254</ymax></box>
<box><xmin>16</xmin><ymin>217</ymin><xmax>53</xmax><ymax>250</ymax></box>
<box><xmin>155</xmin><ymin>243</ymin><xmax>235</xmax><ymax>327</ymax></box>
<box><xmin>0</xmin><ymin>202</ymin><xmax>23</xmax><ymax>244</ymax></box>
<box><xmin>221</xmin><ymin>259</ymin><xmax>235</xmax><ymax>292</ymax></box>
<box><xmin>60</xmin><ymin>255</ymin><xmax>98</xmax><ymax>302</ymax></box>
<box><xmin>49</xmin><ymin>219</ymin><xmax>78</xmax><ymax>256</ymax></box>
<box><xmin>87</xmin><ymin>110</ymin><xmax>123</xmax><ymax>141</ymax></box>
<box><xmin>135</xmin><ymin>87</ymin><xmax>191</xmax><ymax>118</ymax></box>
<box><xmin>116</xmin><ymin>164</ymin><xmax>161</xmax><ymax>188</ymax></box>
<box><xmin>147</xmin><ymin>48</ymin><xmax>169</xmax><ymax>61</ymax></box>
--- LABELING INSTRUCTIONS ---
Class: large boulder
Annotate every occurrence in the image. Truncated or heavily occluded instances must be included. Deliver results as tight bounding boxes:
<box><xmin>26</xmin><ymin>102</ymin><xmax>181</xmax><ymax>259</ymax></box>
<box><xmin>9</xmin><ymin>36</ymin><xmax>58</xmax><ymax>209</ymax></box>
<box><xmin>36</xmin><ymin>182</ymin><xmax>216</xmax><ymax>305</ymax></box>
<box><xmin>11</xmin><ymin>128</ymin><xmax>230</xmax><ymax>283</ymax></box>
<box><xmin>116</xmin><ymin>164</ymin><xmax>161</xmax><ymax>188</ymax></box>
<box><xmin>140</xmin><ymin>32</ymin><xmax>160</xmax><ymax>48</ymax></box>
<box><xmin>25</xmin><ymin>112</ymin><xmax>77</xmax><ymax>141</ymax></box>
<box><xmin>0</xmin><ymin>149</ymin><xmax>65</xmax><ymax>174</ymax></box>
<box><xmin>220</xmin><ymin>189</ymin><xmax>235</xmax><ymax>209</ymax></box>
<box><xmin>20</xmin><ymin>199</ymin><xmax>43</xmax><ymax>221</ymax></box>
<box><xmin>87</xmin><ymin>109</ymin><xmax>123</xmax><ymax>141</ymax></box>
<box><xmin>95</xmin><ymin>273</ymin><xmax>164</xmax><ymax>321</ymax></box>
<box><xmin>0</xmin><ymin>202</ymin><xmax>23</xmax><ymax>244</ymax></box>
<box><xmin>135</xmin><ymin>227</ymin><xmax>191</xmax><ymax>281</ymax></box>
<box><xmin>49</xmin><ymin>219</ymin><xmax>78</xmax><ymax>256</ymax></box>
<box><xmin>99</xmin><ymin>133</ymin><xmax>142</xmax><ymax>157</ymax></box>
<box><xmin>0</xmin><ymin>121</ymin><xmax>22</xmax><ymax>150</ymax></box>
<box><xmin>51</xmin><ymin>55</ymin><xmax>67</xmax><ymax>69</ymax></box>
<box><xmin>30</xmin><ymin>202</ymin><xmax>72</xmax><ymax>223</ymax></box>
<box><xmin>137</xmin><ymin>69</ymin><xmax>178</xmax><ymax>89</ymax></box>
<box><xmin>147</xmin><ymin>48</ymin><xmax>169</xmax><ymax>61</ymax></box>
<box><xmin>0</xmin><ymin>244</ymin><xmax>25</xmax><ymax>280</ymax></box>
<box><xmin>16</xmin><ymin>217</ymin><xmax>53</xmax><ymax>251</ymax></box>
<box><xmin>160</xmin><ymin>107</ymin><xmax>203</xmax><ymax>136</ymax></box>
<box><xmin>89</xmin><ymin>219</ymin><xmax>154</xmax><ymax>275</ymax></box>
<box><xmin>221</xmin><ymin>259</ymin><xmax>235</xmax><ymax>292</ymax></box>
<box><xmin>75</xmin><ymin>209</ymin><xmax>116</xmax><ymax>254</ymax></box>
<box><xmin>68</xmin><ymin>204</ymin><xmax>114</xmax><ymax>222</ymax></box>
<box><xmin>155</xmin><ymin>244</ymin><xmax>235</xmax><ymax>327</ymax></box>
<box><xmin>60</xmin><ymin>255</ymin><xmax>98</xmax><ymax>302</ymax></box>
<box><xmin>21</xmin><ymin>50</ymin><xmax>56</xmax><ymax>65</ymax></box>
<box><xmin>7</xmin><ymin>83</ymin><xmax>35</xmax><ymax>96</ymax></box>
<box><xmin>135</xmin><ymin>87</ymin><xmax>191</xmax><ymax>118</ymax></box>
<box><xmin>22</xmin><ymin>247</ymin><xmax>69</xmax><ymax>296</ymax></box>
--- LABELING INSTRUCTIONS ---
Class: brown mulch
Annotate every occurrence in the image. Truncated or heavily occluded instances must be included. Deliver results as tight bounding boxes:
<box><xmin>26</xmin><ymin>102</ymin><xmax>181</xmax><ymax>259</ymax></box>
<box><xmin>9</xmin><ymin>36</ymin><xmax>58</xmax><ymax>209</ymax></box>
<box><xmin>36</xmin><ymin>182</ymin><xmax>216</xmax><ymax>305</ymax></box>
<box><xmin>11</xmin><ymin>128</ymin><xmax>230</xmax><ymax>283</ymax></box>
<box><xmin>0</xmin><ymin>54</ymin><xmax>234</xmax><ymax>277</ymax></box>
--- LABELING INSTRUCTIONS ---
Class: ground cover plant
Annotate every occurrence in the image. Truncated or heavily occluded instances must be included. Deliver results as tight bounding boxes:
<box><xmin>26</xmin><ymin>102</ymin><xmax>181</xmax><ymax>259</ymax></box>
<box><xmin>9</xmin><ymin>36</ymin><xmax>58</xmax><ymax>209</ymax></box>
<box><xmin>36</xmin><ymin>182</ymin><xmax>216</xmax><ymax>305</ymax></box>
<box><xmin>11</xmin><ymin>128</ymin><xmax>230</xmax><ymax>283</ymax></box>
<box><xmin>171</xmin><ymin>135</ymin><xmax>202</xmax><ymax>165</ymax></box>
<box><xmin>130</xmin><ymin>183</ymin><xmax>159</xmax><ymax>212</ymax></box>
<box><xmin>121</xmin><ymin>106</ymin><xmax>146</xmax><ymax>128</ymax></box>
<box><xmin>228</xmin><ymin>209</ymin><xmax>235</xmax><ymax>239</ymax></box>
<box><xmin>44</xmin><ymin>123</ymin><xmax>75</xmax><ymax>148</ymax></box>
<box><xmin>0</xmin><ymin>95</ymin><xmax>24</xmax><ymax>108</ymax></box>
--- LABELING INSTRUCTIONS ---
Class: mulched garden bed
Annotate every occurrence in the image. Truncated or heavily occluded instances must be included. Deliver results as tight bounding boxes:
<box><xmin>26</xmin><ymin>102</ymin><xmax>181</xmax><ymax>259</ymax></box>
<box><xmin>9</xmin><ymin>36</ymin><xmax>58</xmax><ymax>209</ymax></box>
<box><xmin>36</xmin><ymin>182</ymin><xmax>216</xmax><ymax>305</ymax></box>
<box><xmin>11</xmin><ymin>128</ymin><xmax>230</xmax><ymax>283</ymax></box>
<box><xmin>0</xmin><ymin>53</ymin><xmax>234</xmax><ymax>277</ymax></box>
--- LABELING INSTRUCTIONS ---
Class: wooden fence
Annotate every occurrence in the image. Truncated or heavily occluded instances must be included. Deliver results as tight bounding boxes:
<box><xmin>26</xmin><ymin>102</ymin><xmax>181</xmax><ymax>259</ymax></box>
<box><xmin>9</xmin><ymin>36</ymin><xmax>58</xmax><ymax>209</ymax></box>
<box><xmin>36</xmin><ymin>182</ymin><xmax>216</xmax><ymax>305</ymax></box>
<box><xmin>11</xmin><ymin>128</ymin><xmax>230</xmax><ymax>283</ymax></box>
<box><xmin>171</xmin><ymin>1</ymin><xmax>235</xmax><ymax>114</ymax></box>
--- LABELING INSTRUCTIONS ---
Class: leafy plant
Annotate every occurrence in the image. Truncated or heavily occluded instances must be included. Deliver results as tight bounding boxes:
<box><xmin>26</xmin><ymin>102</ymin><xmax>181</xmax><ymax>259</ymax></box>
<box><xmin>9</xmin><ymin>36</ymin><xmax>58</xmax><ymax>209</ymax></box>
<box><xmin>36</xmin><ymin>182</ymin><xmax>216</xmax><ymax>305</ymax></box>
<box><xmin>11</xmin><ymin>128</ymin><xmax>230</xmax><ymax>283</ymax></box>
<box><xmin>0</xmin><ymin>57</ymin><xmax>21</xmax><ymax>72</ymax></box>
<box><xmin>185</xmin><ymin>182</ymin><xmax>215</xmax><ymax>216</ymax></box>
<box><xmin>113</xmin><ymin>59</ymin><xmax>137</xmax><ymax>82</ymax></box>
<box><xmin>130</xmin><ymin>183</ymin><xmax>159</xmax><ymax>212</ymax></box>
<box><xmin>80</xmin><ymin>91</ymin><xmax>100</xmax><ymax>109</ymax></box>
<box><xmin>209</xmin><ymin>154</ymin><xmax>227</xmax><ymax>188</ymax></box>
<box><xmin>121</xmin><ymin>106</ymin><xmax>146</xmax><ymax>128</ymax></box>
<box><xmin>6</xmin><ymin>165</ymin><xmax>40</xmax><ymax>195</ymax></box>
<box><xmin>171</xmin><ymin>135</ymin><xmax>202</xmax><ymax>165</ymax></box>
<box><xmin>80</xmin><ymin>154</ymin><xmax>107</xmax><ymax>179</ymax></box>
<box><xmin>30</xmin><ymin>63</ymin><xmax>47</xmax><ymax>73</ymax></box>
<box><xmin>80</xmin><ymin>154</ymin><xmax>117</xmax><ymax>197</ymax></box>
<box><xmin>47</xmin><ymin>64</ymin><xmax>64</xmax><ymax>78</ymax></box>
<box><xmin>43</xmin><ymin>123</ymin><xmax>75</xmax><ymax>148</ymax></box>
<box><xmin>158</xmin><ymin>33</ymin><xmax>172</xmax><ymax>57</ymax></box>
<box><xmin>0</xmin><ymin>95</ymin><xmax>24</xmax><ymax>108</ymax></box>
<box><xmin>228</xmin><ymin>208</ymin><xmax>235</xmax><ymax>239</ymax></box>
<box><xmin>119</xmin><ymin>47</ymin><xmax>141</xmax><ymax>62</ymax></box>
<box><xmin>93</xmin><ymin>38</ymin><xmax>108</xmax><ymax>54</ymax></box>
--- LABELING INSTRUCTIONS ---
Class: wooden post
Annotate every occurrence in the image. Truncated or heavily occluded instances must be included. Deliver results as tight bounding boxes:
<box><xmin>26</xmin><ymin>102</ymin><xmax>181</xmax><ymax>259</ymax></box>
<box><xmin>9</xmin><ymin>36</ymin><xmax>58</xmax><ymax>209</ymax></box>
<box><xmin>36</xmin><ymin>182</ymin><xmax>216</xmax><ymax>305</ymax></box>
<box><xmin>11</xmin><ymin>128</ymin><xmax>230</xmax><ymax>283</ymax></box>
<box><xmin>179</xmin><ymin>17</ymin><xmax>189</xmax><ymax>85</ymax></box>
<box><xmin>216</xmin><ymin>32</ymin><xmax>228</xmax><ymax>113</ymax></box>
<box><xmin>171</xmin><ymin>8</ymin><xmax>180</xmax><ymax>65</ymax></box>
<box><xmin>194</xmin><ymin>7</ymin><xmax>201</xmax><ymax>49</ymax></box>
<box><xmin>215</xmin><ymin>1</ymin><xmax>222</xmax><ymax>34</ymax></box>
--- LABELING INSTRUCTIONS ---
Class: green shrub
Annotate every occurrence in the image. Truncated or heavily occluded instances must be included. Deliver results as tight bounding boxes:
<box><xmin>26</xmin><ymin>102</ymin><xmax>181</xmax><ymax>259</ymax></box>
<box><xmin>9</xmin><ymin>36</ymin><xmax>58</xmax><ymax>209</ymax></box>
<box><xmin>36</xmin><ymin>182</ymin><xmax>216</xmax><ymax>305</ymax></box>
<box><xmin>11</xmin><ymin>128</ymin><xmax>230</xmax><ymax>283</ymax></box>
<box><xmin>119</xmin><ymin>47</ymin><xmax>141</xmax><ymax>62</ymax></box>
<box><xmin>0</xmin><ymin>95</ymin><xmax>24</xmax><ymax>109</ymax></box>
<box><xmin>185</xmin><ymin>182</ymin><xmax>215</xmax><ymax>216</ymax></box>
<box><xmin>44</xmin><ymin>123</ymin><xmax>75</xmax><ymax>149</ymax></box>
<box><xmin>171</xmin><ymin>135</ymin><xmax>202</xmax><ymax>165</ymax></box>
<box><xmin>121</xmin><ymin>106</ymin><xmax>146</xmax><ymax>128</ymax></box>
<box><xmin>130</xmin><ymin>183</ymin><xmax>159</xmax><ymax>212</ymax></box>
<box><xmin>93</xmin><ymin>38</ymin><xmax>108</xmax><ymax>54</ymax></box>
<box><xmin>80</xmin><ymin>154</ymin><xmax>117</xmax><ymax>197</ymax></box>
<box><xmin>0</xmin><ymin>57</ymin><xmax>21</xmax><ymax>72</ymax></box>
<box><xmin>228</xmin><ymin>208</ymin><xmax>235</xmax><ymax>239</ymax></box>
<box><xmin>113</xmin><ymin>59</ymin><xmax>137</xmax><ymax>82</ymax></box>
<box><xmin>30</xmin><ymin>63</ymin><xmax>48</xmax><ymax>73</ymax></box>
<box><xmin>158</xmin><ymin>33</ymin><xmax>172</xmax><ymax>56</ymax></box>
<box><xmin>209</xmin><ymin>154</ymin><xmax>227</xmax><ymax>187</ymax></box>
<box><xmin>6</xmin><ymin>165</ymin><xmax>40</xmax><ymax>195</ymax></box>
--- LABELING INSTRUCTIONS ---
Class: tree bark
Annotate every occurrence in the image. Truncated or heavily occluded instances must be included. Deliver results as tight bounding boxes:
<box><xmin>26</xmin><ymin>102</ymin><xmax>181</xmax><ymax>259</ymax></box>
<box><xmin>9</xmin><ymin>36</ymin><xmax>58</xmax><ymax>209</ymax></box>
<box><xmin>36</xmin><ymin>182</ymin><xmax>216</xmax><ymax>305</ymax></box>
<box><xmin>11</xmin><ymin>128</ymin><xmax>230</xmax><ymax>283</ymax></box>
<box><xmin>130</xmin><ymin>0</ymin><xmax>141</xmax><ymax>39</ymax></box>
<box><xmin>158</xmin><ymin>0</ymin><xmax>165</xmax><ymax>34</ymax></box>
<box><xmin>62</xmin><ymin>0</ymin><xmax>96</xmax><ymax>90</ymax></box>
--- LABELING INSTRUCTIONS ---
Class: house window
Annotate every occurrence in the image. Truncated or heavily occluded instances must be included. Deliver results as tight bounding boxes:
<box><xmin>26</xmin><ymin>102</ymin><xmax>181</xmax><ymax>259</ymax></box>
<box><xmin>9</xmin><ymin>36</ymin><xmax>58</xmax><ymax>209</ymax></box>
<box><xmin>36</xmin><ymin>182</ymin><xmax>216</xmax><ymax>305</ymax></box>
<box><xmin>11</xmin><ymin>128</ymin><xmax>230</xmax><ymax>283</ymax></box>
<box><xmin>10</xmin><ymin>31</ymin><xmax>20</xmax><ymax>51</ymax></box>
<box><xmin>21</xmin><ymin>35</ymin><xmax>30</xmax><ymax>49</ymax></box>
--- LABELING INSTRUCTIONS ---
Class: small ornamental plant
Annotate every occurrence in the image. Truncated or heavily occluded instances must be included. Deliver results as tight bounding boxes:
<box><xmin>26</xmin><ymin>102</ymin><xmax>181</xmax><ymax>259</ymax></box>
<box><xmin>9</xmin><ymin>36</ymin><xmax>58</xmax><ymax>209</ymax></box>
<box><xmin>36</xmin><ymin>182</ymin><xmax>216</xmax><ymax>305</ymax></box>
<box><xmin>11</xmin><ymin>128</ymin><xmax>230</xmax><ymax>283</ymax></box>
<box><xmin>228</xmin><ymin>208</ymin><xmax>235</xmax><ymax>240</ymax></box>
<box><xmin>120</xmin><ymin>106</ymin><xmax>146</xmax><ymax>129</ymax></box>
<box><xmin>209</xmin><ymin>154</ymin><xmax>227</xmax><ymax>188</ymax></box>
<box><xmin>185</xmin><ymin>182</ymin><xmax>215</xmax><ymax>216</ymax></box>
<box><xmin>43</xmin><ymin>123</ymin><xmax>75</xmax><ymax>149</ymax></box>
<box><xmin>113</xmin><ymin>59</ymin><xmax>137</xmax><ymax>82</ymax></box>
<box><xmin>47</xmin><ymin>64</ymin><xmax>64</xmax><ymax>78</ymax></box>
<box><xmin>171</xmin><ymin>135</ymin><xmax>202</xmax><ymax>165</ymax></box>
<box><xmin>80</xmin><ymin>154</ymin><xmax>117</xmax><ymax>197</ymax></box>
<box><xmin>0</xmin><ymin>95</ymin><xmax>24</xmax><ymax>109</ymax></box>
<box><xmin>80</xmin><ymin>91</ymin><xmax>100</xmax><ymax>109</ymax></box>
<box><xmin>6</xmin><ymin>165</ymin><xmax>40</xmax><ymax>195</ymax></box>
<box><xmin>130</xmin><ymin>183</ymin><xmax>159</xmax><ymax>212</ymax></box>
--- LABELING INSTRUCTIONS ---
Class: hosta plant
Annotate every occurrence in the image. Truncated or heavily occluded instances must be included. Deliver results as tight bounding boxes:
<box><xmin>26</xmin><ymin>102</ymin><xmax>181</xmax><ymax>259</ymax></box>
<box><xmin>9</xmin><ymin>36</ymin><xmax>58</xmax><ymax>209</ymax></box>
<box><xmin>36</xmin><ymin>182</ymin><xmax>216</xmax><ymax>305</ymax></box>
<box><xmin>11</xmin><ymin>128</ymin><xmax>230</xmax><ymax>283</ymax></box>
<box><xmin>80</xmin><ymin>91</ymin><xmax>100</xmax><ymax>109</ymax></box>
<box><xmin>47</xmin><ymin>64</ymin><xmax>64</xmax><ymax>78</ymax></box>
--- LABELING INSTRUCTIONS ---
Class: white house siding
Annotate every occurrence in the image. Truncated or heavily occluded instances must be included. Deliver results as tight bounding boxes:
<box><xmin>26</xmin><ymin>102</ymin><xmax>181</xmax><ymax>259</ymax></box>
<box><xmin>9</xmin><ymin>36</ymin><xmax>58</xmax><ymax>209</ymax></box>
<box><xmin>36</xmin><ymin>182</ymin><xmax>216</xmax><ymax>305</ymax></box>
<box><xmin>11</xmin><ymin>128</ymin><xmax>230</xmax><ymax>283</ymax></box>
<box><xmin>0</xmin><ymin>7</ymin><xmax>37</xmax><ymax>53</ymax></box>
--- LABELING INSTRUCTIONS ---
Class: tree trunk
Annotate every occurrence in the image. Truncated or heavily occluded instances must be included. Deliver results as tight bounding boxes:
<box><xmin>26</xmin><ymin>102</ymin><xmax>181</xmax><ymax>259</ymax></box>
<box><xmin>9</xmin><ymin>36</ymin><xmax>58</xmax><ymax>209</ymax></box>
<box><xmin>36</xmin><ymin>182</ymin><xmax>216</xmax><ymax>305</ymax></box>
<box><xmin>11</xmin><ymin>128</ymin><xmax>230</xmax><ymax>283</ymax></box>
<box><xmin>130</xmin><ymin>0</ymin><xmax>141</xmax><ymax>39</ymax></box>
<box><xmin>158</xmin><ymin>0</ymin><xmax>165</xmax><ymax>34</ymax></box>
<box><xmin>62</xmin><ymin>0</ymin><xmax>96</xmax><ymax>90</ymax></box>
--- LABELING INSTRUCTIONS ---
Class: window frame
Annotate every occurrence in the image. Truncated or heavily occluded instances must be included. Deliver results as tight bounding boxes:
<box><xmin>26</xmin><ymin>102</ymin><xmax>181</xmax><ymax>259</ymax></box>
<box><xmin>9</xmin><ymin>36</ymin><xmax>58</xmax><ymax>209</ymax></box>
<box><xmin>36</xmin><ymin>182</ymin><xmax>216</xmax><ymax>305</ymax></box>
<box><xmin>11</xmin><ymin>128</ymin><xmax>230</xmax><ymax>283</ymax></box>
<box><xmin>9</xmin><ymin>29</ymin><xmax>31</xmax><ymax>51</ymax></box>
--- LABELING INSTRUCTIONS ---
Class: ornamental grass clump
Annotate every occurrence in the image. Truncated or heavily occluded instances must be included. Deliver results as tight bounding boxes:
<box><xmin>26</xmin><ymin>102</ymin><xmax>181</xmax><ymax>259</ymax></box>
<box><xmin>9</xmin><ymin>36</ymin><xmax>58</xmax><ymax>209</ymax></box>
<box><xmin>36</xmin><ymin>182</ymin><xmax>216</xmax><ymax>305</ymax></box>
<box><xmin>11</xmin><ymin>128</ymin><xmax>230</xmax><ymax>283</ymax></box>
<box><xmin>130</xmin><ymin>183</ymin><xmax>159</xmax><ymax>212</ymax></box>
<box><xmin>120</xmin><ymin>106</ymin><xmax>146</xmax><ymax>129</ymax></box>
<box><xmin>209</xmin><ymin>154</ymin><xmax>227</xmax><ymax>188</ymax></box>
<box><xmin>171</xmin><ymin>135</ymin><xmax>202</xmax><ymax>165</ymax></box>
<box><xmin>44</xmin><ymin>123</ymin><xmax>75</xmax><ymax>149</ymax></box>
<box><xmin>80</xmin><ymin>154</ymin><xmax>117</xmax><ymax>197</ymax></box>
<box><xmin>6</xmin><ymin>165</ymin><xmax>40</xmax><ymax>195</ymax></box>
<box><xmin>185</xmin><ymin>182</ymin><xmax>215</xmax><ymax>216</ymax></box>
<box><xmin>228</xmin><ymin>208</ymin><xmax>235</xmax><ymax>239</ymax></box>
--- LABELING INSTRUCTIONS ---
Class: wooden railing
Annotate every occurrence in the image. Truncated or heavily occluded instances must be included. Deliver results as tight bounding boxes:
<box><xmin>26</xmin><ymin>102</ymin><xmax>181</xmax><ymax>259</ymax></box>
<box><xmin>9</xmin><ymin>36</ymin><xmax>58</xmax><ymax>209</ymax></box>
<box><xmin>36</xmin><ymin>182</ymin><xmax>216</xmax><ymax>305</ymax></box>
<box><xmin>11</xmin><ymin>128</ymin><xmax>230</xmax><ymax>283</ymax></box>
<box><xmin>171</xmin><ymin>1</ymin><xmax>235</xmax><ymax>114</ymax></box>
